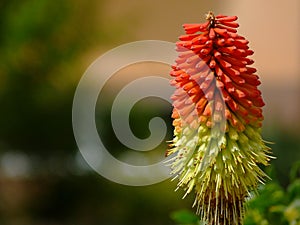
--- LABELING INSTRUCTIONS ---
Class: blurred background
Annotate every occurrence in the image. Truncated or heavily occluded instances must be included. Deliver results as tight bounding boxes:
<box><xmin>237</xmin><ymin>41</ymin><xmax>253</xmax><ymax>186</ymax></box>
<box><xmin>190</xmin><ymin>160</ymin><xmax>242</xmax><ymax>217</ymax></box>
<box><xmin>0</xmin><ymin>0</ymin><xmax>299</xmax><ymax>225</ymax></box>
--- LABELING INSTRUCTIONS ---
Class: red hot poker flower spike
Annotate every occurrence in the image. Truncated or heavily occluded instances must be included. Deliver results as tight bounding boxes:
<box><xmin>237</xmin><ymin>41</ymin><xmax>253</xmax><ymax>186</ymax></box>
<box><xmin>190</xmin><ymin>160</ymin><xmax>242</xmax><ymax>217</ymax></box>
<box><xmin>167</xmin><ymin>12</ymin><xmax>272</xmax><ymax>225</ymax></box>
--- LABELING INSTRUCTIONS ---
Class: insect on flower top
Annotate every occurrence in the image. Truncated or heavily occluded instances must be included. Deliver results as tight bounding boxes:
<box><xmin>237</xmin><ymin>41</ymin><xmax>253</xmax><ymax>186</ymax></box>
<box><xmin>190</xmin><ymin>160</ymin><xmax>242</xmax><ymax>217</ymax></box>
<box><xmin>166</xmin><ymin>11</ymin><xmax>272</xmax><ymax>225</ymax></box>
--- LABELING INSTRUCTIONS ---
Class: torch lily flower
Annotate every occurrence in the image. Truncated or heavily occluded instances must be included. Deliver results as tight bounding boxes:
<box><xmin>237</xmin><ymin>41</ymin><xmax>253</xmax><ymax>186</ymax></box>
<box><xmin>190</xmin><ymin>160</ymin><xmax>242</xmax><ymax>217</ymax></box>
<box><xmin>166</xmin><ymin>12</ymin><xmax>272</xmax><ymax>225</ymax></box>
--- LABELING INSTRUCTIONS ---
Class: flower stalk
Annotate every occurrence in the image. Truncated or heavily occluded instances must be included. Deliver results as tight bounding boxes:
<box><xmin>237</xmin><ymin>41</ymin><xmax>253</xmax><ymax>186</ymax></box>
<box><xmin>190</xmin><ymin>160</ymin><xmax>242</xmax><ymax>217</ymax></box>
<box><xmin>167</xmin><ymin>12</ymin><xmax>272</xmax><ymax>225</ymax></box>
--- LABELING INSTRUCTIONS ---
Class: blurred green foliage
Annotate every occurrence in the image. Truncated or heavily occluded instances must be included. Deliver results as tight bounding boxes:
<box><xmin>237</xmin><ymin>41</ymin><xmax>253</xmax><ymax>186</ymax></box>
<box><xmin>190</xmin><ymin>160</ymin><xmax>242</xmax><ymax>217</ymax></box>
<box><xmin>0</xmin><ymin>0</ymin><xmax>119</xmax><ymax>153</ymax></box>
<box><xmin>170</xmin><ymin>209</ymin><xmax>204</xmax><ymax>225</ymax></box>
